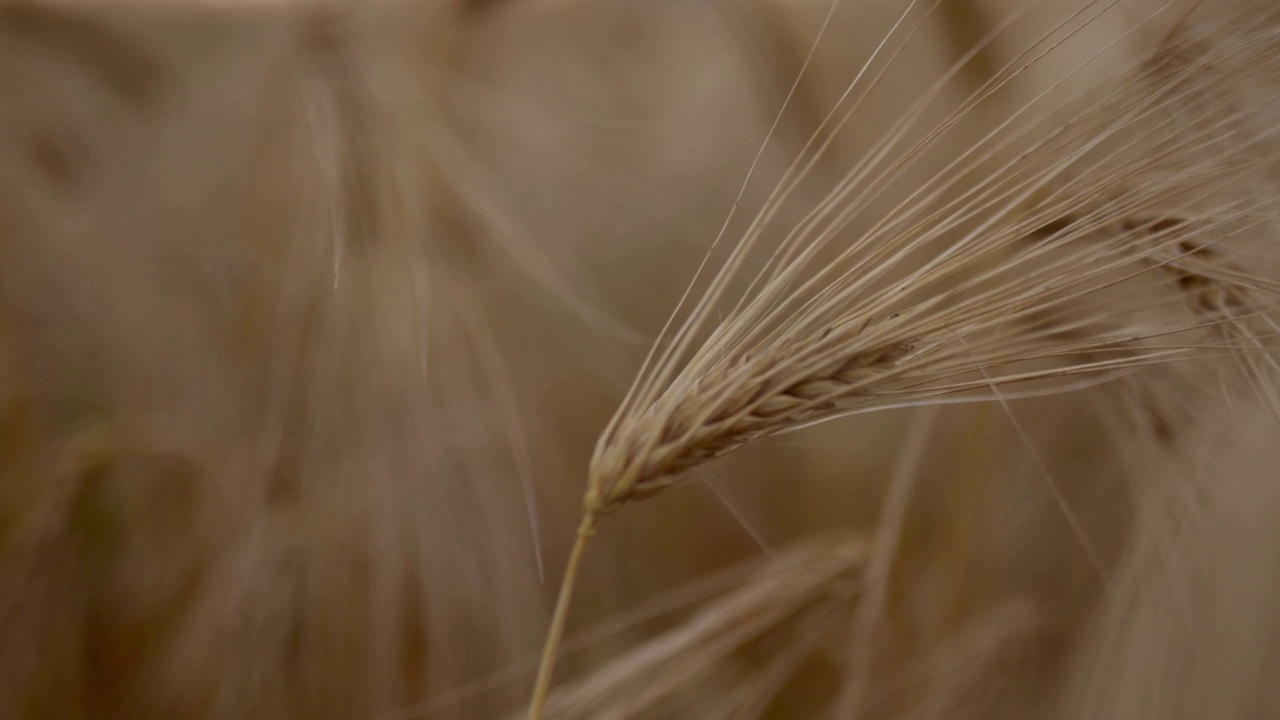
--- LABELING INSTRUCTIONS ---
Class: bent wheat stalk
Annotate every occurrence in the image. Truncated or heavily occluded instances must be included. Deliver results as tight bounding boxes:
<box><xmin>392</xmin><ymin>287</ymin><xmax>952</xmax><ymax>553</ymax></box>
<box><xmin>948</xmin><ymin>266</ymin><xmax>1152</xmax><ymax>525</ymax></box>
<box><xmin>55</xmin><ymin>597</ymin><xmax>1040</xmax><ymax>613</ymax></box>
<box><xmin>528</xmin><ymin>3</ymin><xmax>1280</xmax><ymax>716</ymax></box>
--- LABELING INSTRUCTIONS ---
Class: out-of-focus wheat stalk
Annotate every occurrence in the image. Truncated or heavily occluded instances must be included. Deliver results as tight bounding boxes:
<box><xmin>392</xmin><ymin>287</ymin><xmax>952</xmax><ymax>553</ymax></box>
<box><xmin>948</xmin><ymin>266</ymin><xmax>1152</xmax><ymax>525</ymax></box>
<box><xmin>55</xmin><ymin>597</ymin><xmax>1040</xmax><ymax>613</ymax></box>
<box><xmin>528</xmin><ymin>1</ymin><xmax>1280</xmax><ymax>715</ymax></box>
<box><xmin>526</xmin><ymin>534</ymin><xmax>865</xmax><ymax>720</ymax></box>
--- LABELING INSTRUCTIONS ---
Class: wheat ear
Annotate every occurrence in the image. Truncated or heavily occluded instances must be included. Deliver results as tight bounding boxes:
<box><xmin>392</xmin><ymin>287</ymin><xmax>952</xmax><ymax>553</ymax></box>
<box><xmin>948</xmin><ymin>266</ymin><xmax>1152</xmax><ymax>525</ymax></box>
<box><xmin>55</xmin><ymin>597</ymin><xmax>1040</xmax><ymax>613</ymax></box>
<box><xmin>529</xmin><ymin>2</ymin><xmax>1280</xmax><ymax>715</ymax></box>
<box><xmin>587</xmin><ymin>2</ymin><xmax>1280</xmax><ymax>514</ymax></box>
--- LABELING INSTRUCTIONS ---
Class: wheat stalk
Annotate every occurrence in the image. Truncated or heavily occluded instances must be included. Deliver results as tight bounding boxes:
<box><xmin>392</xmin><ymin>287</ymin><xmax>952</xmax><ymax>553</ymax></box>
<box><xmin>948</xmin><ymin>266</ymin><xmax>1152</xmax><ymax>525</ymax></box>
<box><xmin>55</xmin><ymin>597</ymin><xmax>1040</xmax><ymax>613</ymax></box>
<box><xmin>528</xmin><ymin>3</ymin><xmax>1280</xmax><ymax>716</ymax></box>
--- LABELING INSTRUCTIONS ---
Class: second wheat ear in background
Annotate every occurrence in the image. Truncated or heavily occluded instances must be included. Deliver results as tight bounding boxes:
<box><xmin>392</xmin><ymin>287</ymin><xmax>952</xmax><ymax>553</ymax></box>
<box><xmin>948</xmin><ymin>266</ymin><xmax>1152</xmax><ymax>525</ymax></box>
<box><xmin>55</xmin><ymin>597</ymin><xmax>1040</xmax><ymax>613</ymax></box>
<box><xmin>528</xmin><ymin>2</ymin><xmax>1280</xmax><ymax>717</ymax></box>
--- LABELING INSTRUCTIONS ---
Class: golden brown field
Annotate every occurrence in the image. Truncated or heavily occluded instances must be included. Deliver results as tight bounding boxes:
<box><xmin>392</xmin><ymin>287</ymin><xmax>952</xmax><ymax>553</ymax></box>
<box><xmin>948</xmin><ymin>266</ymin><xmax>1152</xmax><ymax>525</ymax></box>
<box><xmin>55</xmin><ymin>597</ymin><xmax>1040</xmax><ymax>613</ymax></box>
<box><xmin>1</xmin><ymin>0</ymin><xmax>1278</xmax><ymax>718</ymax></box>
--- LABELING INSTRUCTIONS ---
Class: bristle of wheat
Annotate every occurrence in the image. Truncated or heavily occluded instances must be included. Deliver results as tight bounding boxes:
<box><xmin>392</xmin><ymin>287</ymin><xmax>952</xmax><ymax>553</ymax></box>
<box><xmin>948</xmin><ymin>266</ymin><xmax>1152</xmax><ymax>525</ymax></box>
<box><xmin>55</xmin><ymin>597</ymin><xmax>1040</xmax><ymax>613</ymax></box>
<box><xmin>586</xmin><ymin>2</ymin><xmax>1280</xmax><ymax>515</ymax></box>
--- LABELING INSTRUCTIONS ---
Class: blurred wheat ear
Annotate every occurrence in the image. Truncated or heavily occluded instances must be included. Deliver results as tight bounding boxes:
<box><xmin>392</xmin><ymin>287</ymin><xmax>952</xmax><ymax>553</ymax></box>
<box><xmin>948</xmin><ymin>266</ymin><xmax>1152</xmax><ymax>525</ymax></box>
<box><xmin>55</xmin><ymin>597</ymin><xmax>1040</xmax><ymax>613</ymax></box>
<box><xmin>527</xmin><ymin>0</ymin><xmax>1280</xmax><ymax>715</ymax></box>
<box><xmin>528</xmin><ymin>533</ymin><xmax>867</xmax><ymax>720</ymax></box>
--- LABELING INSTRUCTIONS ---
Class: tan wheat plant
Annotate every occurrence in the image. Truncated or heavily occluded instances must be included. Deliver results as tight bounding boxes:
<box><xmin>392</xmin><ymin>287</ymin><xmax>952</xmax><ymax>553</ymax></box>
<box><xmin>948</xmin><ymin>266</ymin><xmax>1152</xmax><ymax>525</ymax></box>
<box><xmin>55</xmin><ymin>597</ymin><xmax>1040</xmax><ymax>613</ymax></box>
<box><xmin>528</xmin><ymin>0</ymin><xmax>1280</xmax><ymax>715</ymax></box>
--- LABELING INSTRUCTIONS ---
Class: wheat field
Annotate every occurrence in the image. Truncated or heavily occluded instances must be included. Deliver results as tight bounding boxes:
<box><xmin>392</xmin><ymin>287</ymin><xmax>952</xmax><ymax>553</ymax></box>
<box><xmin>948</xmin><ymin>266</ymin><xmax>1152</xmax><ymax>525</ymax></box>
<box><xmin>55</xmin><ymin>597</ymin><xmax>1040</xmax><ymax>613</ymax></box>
<box><xmin>1</xmin><ymin>0</ymin><xmax>1278</xmax><ymax>718</ymax></box>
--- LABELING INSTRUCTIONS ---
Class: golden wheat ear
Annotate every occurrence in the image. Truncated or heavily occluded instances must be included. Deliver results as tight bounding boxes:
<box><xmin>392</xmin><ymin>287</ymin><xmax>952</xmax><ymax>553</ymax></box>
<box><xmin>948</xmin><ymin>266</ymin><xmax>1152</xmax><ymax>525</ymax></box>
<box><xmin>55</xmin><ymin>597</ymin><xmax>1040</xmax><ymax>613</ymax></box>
<box><xmin>528</xmin><ymin>2</ymin><xmax>1280</xmax><ymax>715</ymax></box>
<box><xmin>588</xmin><ymin>2</ymin><xmax>1280</xmax><ymax>515</ymax></box>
